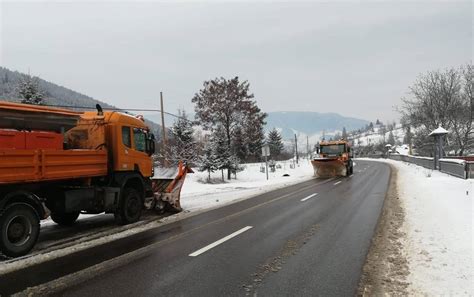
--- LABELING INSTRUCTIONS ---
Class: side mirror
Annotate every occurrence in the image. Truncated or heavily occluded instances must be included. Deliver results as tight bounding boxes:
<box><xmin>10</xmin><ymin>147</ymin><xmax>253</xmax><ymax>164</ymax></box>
<box><xmin>147</xmin><ymin>134</ymin><xmax>156</xmax><ymax>156</ymax></box>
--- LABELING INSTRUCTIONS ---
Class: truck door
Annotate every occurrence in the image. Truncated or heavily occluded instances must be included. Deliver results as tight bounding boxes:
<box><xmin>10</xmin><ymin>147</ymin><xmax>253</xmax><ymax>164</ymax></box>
<box><xmin>130</xmin><ymin>127</ymin><xmax>153</xmax><ymax>177</ymax></box>
<box><xmin>119</xmin><ymin>126</ymin><xmax>134</xmax><ymax>171</ymax></box>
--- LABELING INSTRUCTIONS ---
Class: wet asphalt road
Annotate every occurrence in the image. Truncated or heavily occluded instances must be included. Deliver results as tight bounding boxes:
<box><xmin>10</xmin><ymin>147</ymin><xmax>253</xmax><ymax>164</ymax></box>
<box><xmin>2</xmin><ymin>160</ymin><xmax>390</xmax><ymax>297</ymax></box>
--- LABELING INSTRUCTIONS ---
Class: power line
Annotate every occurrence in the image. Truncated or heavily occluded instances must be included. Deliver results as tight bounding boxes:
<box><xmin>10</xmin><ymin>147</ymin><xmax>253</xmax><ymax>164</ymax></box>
<box><xmin>38</xmin><ymin>103</ymin><xmax>194</xmax><ymax>123</ymax></box>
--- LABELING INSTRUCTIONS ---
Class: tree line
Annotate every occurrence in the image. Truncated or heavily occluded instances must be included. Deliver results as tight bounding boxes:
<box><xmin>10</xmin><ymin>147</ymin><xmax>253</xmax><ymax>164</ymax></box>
<box><xmin>401</xmin><ymin>64</ymin><xmax>473</xmax><ymax>156</ymax></box>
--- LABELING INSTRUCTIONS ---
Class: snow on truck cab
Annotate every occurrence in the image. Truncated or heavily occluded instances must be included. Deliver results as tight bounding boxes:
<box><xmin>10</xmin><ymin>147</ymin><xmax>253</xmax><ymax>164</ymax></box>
<box><xmin>0</xmin><ymin>101</ymin><xmax>191</xmax><ymax>257</ymax></box>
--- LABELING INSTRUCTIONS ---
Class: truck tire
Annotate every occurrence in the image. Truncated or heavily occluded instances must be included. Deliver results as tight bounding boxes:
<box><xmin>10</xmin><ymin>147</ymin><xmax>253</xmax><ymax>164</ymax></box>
<box><xmin>51</xmin><ymin>211</ymin><xmax>80</xmax><ymax>226</ymax></box>
<box><xmin>115</xmin><ymin>188</ymin><xmax>142</xmax><ymax>225</ymax></box>
<box><xmin>0</xmin><ymin>203</ymin><xmax>40</xmax><ymax>257</ymax></box>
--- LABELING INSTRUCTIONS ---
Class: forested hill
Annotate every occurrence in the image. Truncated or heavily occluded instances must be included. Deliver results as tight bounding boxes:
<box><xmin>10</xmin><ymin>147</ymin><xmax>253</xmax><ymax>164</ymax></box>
<box><xmin>0</xmin><ymin>67</ymin><xmax>116</xmax><ymax>109</ymax></box>
<box><xmin>0</xmin><ymin>67</ymin><xmax>163</xmax><ymax>136</ymax></box>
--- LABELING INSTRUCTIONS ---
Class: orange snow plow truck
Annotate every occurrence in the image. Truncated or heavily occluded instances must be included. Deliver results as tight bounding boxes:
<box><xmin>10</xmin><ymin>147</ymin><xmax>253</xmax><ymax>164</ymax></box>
<box><xmin>311</xmin><ymin>140</ymin><xmax>353</xmax><ymax>178</ymax></box>
<box><xmin>0</xmin><ymin>101</ymin><xmax>192</xmax><ymax>257</ymax></box>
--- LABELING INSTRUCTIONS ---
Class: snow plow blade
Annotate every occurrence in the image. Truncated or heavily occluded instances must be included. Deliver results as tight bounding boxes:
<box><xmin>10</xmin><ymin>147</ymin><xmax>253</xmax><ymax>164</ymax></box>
<box><xmin>150</xmin><ymin>161</ymin><xmax>193</xmax><ymax>213</ymax></box>
<box><xmin>311</xmin><ymin>158</ymin><xmax>347</xmax><ymax>178</ymax></box>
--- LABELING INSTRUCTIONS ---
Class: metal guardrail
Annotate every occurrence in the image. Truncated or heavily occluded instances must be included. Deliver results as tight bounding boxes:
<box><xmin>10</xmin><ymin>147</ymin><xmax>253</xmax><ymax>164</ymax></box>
<box><xmin>389</xmin><ymin>154</ymin><xmax>435</xmax><ymax>170</ymax></box>
<box><xmin>369</xmin><ymin>154</ymin><xmax>473</xmax><ymax>179</ymax></box>
<box><xmin>439</xmin><ymin>160</ymin><xmax>467</xmax><ymax>179</ymax></box>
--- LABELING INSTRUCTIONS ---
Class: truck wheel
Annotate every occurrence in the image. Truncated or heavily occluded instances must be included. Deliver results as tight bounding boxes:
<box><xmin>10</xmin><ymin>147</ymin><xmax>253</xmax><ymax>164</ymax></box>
<box><xmin>115</xmin><ymin>188</ymin><xmax>142</xmax><ymax>225</ymax></box>
<box><xmin>0</xmin><ymin>203</ymin><xmax>40</xmax><ymax>257</ymax></box>
<box><xmin>51</xmin><ymin>211</ymin><xmax>80</xmax><ymax>226</ymax></box>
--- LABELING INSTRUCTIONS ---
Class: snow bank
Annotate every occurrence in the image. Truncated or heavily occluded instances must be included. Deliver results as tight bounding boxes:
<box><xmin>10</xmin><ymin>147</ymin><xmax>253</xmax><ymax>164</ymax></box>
<box><xmin>360</xmin><ymin>158</ymin><xmax>473</xmax><ymax>295</ymax></box>
<box><xmin>180</xmin><ymin>159</ymin><xmax>314</xmax><ymax>211</ymax></box>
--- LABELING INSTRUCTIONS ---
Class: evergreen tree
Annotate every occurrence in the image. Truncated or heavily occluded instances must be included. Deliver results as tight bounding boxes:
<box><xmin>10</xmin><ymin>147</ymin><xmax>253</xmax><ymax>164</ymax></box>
<box><xmin>245</xmin><ymin>120</ymin><xmax>265</xmax><ymax>162</ymax></box>
<box><xmin>17</xmin><ymin>74</ymin><xmax>44</xmax><ymax>105</ymax></box>
<box><xmin>403</xmin><ymin>126</ymin><xmax>413</xmax><ymax>146</ymax></box>
<box><xmin>232</xmin><ymin>127</ymin><xmax>247</xmax><ymax>161</ymax></box>
<box><xmin>379</xmin><ymin>125</ymin><xmax>387</xmax><ymax>142</ymax></box>
<box><xmin>170</xmin><ymin>109</ymin><xmax>196</xmax><ymax>164</ymax></box>
<box><xmin>197</xmin><ymin>141</ymin><xmax>218</xmax><ymax>182</ymax></box>
<box><xmin>267</xmin><ymin>128</ymin><xmax>284</xmax><ymax>159</ymax></box>
<box><xmin>212</xmin><ymin>126</ymin><xmax>232</xmax><ymax>181</ymax></box>
<box><xmin>387</xmin><ymin>131</ymin><xmax>396</xmax><ymax>145</ymax></box>
<box><xmin>342</xmin><ymin>127</ymin><xmax>348</xmax><ymax>140</ymax></box>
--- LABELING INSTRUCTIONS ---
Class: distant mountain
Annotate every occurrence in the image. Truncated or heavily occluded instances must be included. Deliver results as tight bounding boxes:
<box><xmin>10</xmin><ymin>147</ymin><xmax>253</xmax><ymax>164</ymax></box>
<box><xmin>0</xmin><ymin>67</ymin><xmax>163</xmax><ymax>136</ymax></box>
<box><xmin>265</xmin><ymin>111</ymin><xmax>369</xmax><ymax>141</ymax></box>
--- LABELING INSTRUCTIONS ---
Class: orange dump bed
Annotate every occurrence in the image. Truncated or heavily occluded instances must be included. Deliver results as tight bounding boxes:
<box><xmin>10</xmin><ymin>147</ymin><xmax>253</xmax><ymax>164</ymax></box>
<box><xmin>0</xmin><ymin>149</ymin><xmax>108</xmax><ymax>184</ymax></box>
<box><xmin>0</xmin><ymin>130</ymin><xmax>64</xmax><ymax>150</ymax></box>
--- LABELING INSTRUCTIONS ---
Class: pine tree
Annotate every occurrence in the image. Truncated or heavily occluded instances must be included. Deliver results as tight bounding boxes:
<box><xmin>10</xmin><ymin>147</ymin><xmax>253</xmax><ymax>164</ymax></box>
<box><xmin>267</xmin><ymin>128</ymin><xmax>283</xmax><ymax>159</ymax></box>
<box><xmin>212</xmin><ymin>126</ymin><xmax>232</xmax><ymax>181</ymax></box>
<box><xmin>197</xmin><ymin>141</ymin><xmax>218</xmax><ymax>182</ymax></box>
<box><xmin>388</xmin><ymin>131</ymin><xmax>396</xmax><ymax>145</ymax></box>
<box><xmin>170</xmin><ymin>109</ymin><xmax>196</xmax><ymax>164</ymax></box>
<box><xmin>342</xmin><ymin>127</ymin><xmax>347</xmax><ymax>140</ymax></box>
<box><xmin>403</xmin><ymin>126</ymin><xmax>413</xmax><ymax>145</ymax></box>
<box><xmin>245</xmin><ymin>121</ymin><xmax>265</xmax><ymax>162</ymax></box>
<box><xmin>17</xmin><ymin>74</ymin><xmax>44</xmax><ymax>105</ymax></box>
<box><xmin>232</xmin><ymin>127</ymin><xmax>247</xmax><ymax>161</ymax></box>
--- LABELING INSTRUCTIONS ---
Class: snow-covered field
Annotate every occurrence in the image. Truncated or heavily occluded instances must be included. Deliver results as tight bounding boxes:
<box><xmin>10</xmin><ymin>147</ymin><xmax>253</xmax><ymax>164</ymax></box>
<box><xmin>361</xmin><ymin>158</ymin><xmax>473</xmax><ymax>295</ymax></box>
<box><xmin>181</xmin><ymin>159</ymin><xmax>314</xmax><ymax>211</ymax></box>
<box><xmin>352</xmin><ymin>125</ymin><xmax>405</xmax><ymax>147</ymax></box>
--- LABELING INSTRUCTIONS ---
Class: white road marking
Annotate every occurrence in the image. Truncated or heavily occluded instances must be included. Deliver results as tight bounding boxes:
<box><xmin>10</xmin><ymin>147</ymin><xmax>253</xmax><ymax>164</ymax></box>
<box><xmin>349</xmin><ymin>175</ymin><xmax>354</xmax><ymax>178</ymax></box>
<box><xmin>301</xmin><ymin>193</ymin><xmax>318</xmax><ymax>202</ymax></box>
<box><xmin>189</xmin><ymin>226</ymin><xmax>253</xmax><ymax>257</ymax></box>
<box><xmin>334</xmin><ymin>181</ymin><xmax>342</xmax><ymax>185</ymax></box>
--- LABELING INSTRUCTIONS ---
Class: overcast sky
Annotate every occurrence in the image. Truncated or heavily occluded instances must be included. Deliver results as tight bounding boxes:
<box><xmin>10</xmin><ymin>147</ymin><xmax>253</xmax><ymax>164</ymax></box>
<box><xmin>0</xmin><ymin>1</ymin><xmax>471</xmax><ymax>121</ymax></box>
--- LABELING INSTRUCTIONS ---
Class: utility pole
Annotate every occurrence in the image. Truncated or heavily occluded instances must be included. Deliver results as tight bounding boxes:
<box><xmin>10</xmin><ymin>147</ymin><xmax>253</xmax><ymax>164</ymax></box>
<box><xmin>306</xmin><ymin>135</ymin><xmax>309</xmax><ymax>159</ymax></box>
<box><xmin>294</xmin><ymin>133</ymin><xmax>299</xmax><ymax>164</ymax></box>
<box><xmin>160</xmin><ymin>92</ymin><xmax>168</xmax><ymax>166</ymax></box>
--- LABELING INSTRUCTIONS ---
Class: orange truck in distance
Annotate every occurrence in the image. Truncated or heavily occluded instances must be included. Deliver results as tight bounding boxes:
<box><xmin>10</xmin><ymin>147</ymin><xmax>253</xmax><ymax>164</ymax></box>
<box><xmin>311</xmin><ymin>140</ymin><xmax>354</xmax><ymax>178</ymax></box>
<box><xmin>0</xmin><ymin>101</ymin><xmax>191</xmax><ymax>257</ymax></box>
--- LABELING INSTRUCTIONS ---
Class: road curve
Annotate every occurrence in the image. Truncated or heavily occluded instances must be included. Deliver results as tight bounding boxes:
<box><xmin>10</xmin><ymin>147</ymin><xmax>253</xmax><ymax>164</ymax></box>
<box><xmin>1</xmin><ymin>160</ymin><xmax>390</xmax><ymax>296</ymax></box>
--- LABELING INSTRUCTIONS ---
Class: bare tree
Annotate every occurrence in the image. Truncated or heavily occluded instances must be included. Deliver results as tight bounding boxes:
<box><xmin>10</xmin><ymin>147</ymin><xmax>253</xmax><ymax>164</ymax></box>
<box><xmin>401</xmin><ymin>64</ymin><xmax>473</xmax><ymax>156</ymax></box>
<box><xmin>450</xmin><ymin>64</ymin><xmax>473</xmax><ymax>155</ymax></box>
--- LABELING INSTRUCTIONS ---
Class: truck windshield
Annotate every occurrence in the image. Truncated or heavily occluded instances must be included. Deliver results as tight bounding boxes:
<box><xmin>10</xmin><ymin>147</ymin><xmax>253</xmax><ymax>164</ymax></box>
<box><xmin>320</xmin><ymin>144</ymin><xmax>345</xmax><ymax>155</ymax></box>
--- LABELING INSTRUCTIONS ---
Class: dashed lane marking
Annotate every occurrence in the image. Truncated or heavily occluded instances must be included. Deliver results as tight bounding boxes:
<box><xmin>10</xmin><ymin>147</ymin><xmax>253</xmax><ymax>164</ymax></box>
<box><xmin>301</xmin><ymin>193</ymin><xmax>318</xmax><ymax>202</ymax></box>
<box><xmin>189</xmin><ymin>226</ymin><xmax>253</xmax><ymax>257</ymax></box>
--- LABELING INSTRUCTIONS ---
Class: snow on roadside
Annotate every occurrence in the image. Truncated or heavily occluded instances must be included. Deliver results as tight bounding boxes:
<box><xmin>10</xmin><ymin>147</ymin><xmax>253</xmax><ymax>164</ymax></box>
<box><xmin>180</xmin><ymin>159</ymin><xmax>314</xmax><ymax>211</ymax></box>
<box><xmin>360</xmin><ymin>158</ymin><xmax>473</xmax><ymax>295</ymax></box>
